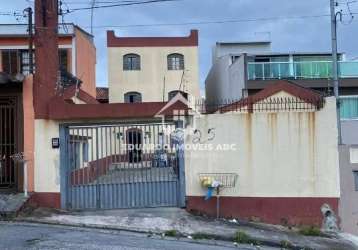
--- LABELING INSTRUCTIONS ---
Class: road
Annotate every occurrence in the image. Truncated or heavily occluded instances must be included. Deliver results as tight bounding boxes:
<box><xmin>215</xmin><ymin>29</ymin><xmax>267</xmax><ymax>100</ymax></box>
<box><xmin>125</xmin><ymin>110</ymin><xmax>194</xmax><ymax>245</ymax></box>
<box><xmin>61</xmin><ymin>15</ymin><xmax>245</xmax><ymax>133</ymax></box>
<box><xmin>0</xmin><ymin>222</ymin><xmax>279</xmax><ymax>250</ymax></box>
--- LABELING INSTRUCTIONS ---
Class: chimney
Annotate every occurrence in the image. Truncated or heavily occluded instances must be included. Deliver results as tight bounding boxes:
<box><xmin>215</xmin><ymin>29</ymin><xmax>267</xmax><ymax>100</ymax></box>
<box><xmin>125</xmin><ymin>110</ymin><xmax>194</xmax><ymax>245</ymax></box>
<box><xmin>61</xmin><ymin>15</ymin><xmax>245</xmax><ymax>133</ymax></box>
<box><xmin>33</xmin><ymin>0</ymin><xmax>59</xmax><ymax>118</ymax></box>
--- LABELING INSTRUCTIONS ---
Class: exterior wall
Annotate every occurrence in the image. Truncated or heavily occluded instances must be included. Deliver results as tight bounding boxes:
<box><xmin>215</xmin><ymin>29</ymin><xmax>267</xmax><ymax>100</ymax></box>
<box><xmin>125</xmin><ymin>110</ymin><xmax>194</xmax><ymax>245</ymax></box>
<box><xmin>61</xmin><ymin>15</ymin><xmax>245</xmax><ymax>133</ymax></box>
<box><xmin>74</xmin><ymin>28</ymin><xmax>96</xmax><ymax>97</ymax></box>
<box><xmin>212</xmin><ymin>42</ymin><xmax>271</xmax><ymax>63</ymax></box>
<box><xmin>108</xmin><ymin>46</ymin><xmax>200</xmax><ymax>103</ymax></box>
<box><xmin>205</xmin><ymin>54</ymin><xmax>246</xmax><ymax>104</ymax></box>
<box><xmin>23</xmin><ymin>75</ymin><xmax>35</xmax><ymax>192</ymax></box>
<box><xmin>339</xmin><ymin>145</ymin><xmax>358</xmax><ymax>235</ymax></box>
<box><xmin>34</xmin><ymin>119</ymin><xmax>61</xmax><ymax>193</ymax></box>
<box><xmin>341</xmin><ymin>120</ymin><xmax>358</xmax><ymax>145</ymax></box>
<box><xmin>185</xmin><ymin>97</ymin><xmax>340</xmax><ymax>225</ymax></box>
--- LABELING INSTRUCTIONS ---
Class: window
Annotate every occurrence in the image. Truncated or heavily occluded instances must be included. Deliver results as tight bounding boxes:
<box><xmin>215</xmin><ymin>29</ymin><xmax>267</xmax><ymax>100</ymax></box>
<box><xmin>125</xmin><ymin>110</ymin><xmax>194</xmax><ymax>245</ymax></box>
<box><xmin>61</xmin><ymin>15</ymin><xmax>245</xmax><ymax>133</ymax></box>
<box><xmin>123</xmin><ymin>54</ymin><xmax>140</xmax><ymax>70</ymax></box>
<box><xmin>2</xmin><ymin>50</ymin><xmax>19</xmax><ymax>75</ymax></box>
<box><xmin>353</xmin><ymin>171</ymin><xmax>358</xmax><ymax>191</ymax></box>
<box><xmin>168</xmin><ymin>90</ymin><xmax>188</xmax><ymax>101</ymax></box>
<box><xmin>124</xmin><ymin>92</ymin><xmax>142</xmax><ymax>103</ymax></box>
<box><xmin>59</xmin><ymin>49</ymin><xmax>68</xmax><ymax>71</ymax></box>
<box><xmin>350</xmin><ymin>147</ymin><xmax>358</xmax><ymax>164</ymax></box>
<box><xmin>167</xmin><ymin>53</ymin><xmax>184</xmax><ymax>70</ymax></box>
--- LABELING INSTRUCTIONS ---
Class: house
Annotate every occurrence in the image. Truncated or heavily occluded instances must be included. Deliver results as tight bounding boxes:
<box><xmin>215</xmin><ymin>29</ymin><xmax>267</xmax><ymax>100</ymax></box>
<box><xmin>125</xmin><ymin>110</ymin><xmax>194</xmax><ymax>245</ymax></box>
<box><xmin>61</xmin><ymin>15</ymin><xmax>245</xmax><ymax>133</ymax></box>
<box><xmin>0</xmin><ymin>23</ymin><xmax>96</xmax><ymax>96</ymax></box>
<box><xmin>205</xmin><ymin>41</ymin><xmax>358</xmax><ymax>104</ymax></box>
<box><xmin>107</xmin><ymin>30</ymin><xmax>201</xmax><ymax>103</ymax></box>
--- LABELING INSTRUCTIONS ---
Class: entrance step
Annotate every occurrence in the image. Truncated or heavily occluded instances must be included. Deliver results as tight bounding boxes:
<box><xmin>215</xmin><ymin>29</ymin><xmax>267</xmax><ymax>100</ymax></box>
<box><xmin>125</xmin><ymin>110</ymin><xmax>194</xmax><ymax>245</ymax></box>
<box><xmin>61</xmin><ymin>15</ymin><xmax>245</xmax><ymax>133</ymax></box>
<box><xmin>0</xmin><ymin>193</ymin><xmax>30</xmax><ymax>219</ymax></box>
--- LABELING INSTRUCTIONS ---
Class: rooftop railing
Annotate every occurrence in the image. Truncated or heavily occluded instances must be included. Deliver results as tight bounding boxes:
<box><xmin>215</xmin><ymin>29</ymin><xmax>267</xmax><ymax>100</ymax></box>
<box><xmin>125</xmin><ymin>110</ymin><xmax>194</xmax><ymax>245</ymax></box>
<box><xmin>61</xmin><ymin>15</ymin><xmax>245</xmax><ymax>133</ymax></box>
<box><xmin>247</xmin><ymin>61</ymin><xmax>358</xmax><ymax>80</ymax></box>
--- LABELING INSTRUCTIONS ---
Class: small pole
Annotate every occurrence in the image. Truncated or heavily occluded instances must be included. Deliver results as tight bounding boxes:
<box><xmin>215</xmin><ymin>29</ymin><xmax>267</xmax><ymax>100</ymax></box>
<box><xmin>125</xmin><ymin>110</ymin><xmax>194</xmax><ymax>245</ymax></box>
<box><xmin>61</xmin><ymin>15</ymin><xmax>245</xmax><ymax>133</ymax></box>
<box><xmin>216</xmin><ymin>187</ymin><xmax>220</xmax><ymax>219</ymax></box>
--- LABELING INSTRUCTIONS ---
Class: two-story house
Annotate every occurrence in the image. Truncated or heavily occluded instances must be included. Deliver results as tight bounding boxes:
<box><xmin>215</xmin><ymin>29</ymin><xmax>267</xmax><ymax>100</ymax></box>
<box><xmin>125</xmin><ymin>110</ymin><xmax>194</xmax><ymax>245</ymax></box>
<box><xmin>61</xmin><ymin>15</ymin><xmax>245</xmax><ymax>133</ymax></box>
<box><xmin>107</xmin><ymin>30</ymin><xmax>200</xmax><ymax>103</ymax></box>
<box><xmin>0</xmin><ymin>23</ymin><xmax>96</xmax><ymax>96</ymax></box>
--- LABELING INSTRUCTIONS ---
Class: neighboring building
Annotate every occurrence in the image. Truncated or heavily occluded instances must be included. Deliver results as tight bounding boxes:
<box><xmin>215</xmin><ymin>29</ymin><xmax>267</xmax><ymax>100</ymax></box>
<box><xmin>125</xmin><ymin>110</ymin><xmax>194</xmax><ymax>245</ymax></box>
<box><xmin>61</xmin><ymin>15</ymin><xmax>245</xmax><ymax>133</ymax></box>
<box><xmin>96</xmin><ymin>87</ymin><xmax>109</xmax><ymax>103</ymax></box>
<box><xmin>107</xmin><ymin>30</ymin><xmax>200</xmax><ymax>103</ymax></box>
<box><xmin>0</xmin><ymin>23</ymin><xmax>96</xmax><ymax>96</ymax></box>
<box><xmin>339</xmin><ymin>96</ymin><xmax>358</xmax><ymax>235</ymax></box>
<box><xmin>205</xmin><ymin>41</ymin><xmax>358</xmax><ymax>104</ymax></box>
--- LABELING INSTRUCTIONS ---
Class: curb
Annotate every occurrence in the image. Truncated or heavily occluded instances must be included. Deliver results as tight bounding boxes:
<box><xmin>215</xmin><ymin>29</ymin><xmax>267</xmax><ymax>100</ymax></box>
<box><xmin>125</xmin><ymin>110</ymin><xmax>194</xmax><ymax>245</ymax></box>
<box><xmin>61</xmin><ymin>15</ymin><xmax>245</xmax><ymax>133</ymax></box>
<box><xmin>14</xmin><ymin>218</ymin><xmax>315</xmax><ymax>250</ymax></box>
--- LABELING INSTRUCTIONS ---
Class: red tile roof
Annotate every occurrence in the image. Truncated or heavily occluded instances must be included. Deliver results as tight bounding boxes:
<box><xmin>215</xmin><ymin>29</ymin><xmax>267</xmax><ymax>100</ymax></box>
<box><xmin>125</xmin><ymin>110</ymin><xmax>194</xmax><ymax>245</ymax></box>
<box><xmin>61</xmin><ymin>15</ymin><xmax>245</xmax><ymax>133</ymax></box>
<box><xmin>96</xmin><ymin>87</ymin><xmax>109</xmax><ymax>103</ymax></box>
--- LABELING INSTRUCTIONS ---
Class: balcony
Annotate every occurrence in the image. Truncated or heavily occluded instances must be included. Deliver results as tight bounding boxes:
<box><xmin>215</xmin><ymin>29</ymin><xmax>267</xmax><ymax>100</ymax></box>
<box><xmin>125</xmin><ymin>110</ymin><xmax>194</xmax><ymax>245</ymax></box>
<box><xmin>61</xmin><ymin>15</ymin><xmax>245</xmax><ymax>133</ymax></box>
<box><xmin>247</xmin><ymin>61</ymin><xmax>358</xmax><ymax>80</ymax></box>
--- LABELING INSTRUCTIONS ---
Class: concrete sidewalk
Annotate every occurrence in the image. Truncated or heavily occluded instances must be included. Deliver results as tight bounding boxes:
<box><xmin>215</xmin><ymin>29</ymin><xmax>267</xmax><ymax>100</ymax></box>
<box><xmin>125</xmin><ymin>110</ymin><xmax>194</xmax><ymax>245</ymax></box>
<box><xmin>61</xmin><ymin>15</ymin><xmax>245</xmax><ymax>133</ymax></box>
<box><xmin>17</xmin><ymin>207</ymin><xmax>357</xmax><ymax>250</ymax></box>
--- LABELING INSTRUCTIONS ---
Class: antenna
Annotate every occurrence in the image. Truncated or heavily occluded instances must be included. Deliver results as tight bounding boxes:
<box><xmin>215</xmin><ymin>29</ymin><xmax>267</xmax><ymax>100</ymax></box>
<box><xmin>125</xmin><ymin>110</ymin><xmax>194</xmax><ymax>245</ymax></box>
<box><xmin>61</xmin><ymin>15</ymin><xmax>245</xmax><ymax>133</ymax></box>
<box><xmin>163</xmin><ymin>76</ymin><xmax>166</xmax><ymax>102</ymax></box>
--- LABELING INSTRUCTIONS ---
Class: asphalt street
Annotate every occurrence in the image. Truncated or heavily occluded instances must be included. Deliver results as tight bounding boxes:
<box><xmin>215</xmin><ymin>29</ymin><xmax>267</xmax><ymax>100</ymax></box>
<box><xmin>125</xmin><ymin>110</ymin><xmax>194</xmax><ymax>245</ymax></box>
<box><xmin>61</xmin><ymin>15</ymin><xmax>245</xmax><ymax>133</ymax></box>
<box><xmin>0</xmin><ymin>222</ymin><xmax>279</xmax><ymax>250</ymax></box>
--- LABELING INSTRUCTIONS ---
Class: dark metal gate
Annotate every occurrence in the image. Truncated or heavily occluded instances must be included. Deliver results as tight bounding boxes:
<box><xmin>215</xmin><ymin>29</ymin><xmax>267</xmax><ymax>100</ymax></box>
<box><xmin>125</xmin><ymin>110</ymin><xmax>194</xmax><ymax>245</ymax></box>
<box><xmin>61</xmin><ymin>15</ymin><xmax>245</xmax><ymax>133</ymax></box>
<box><xmin>0</xmin><ymin>95</ymin><xmax>21</xmax><ymax>190</ymax></box>
<box><xmin>60</xmin><ymin>123</ymin><xmax>185</xmax><ymax>210</ymax></box>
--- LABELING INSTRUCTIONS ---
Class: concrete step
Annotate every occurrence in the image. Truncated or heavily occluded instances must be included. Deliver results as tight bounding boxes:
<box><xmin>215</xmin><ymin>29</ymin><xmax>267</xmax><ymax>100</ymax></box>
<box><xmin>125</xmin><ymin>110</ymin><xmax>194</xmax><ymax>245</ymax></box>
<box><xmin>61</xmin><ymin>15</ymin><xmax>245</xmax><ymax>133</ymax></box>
<box><xmin>0</xmin><ymin>193</ymin><xmax>29</xmax><ymax>219</ymax></box>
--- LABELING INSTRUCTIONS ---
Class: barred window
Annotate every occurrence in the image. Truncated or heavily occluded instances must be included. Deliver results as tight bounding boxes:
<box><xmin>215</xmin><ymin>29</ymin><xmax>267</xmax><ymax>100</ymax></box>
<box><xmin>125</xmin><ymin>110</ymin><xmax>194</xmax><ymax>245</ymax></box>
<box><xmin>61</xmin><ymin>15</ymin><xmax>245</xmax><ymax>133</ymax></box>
<box><xmin>124</xmin><ymin>92</ymin><xmax>142</xmax><ymax>103</ymax></box>
<box><xmin>167</xmin><ymin>53</ymin><xmax>184</xmax><ymax>70</ymax></box>
<box><xmin>123</xmin><ymin>54</ymin><xmax>141</xmax><ymax>70</ymax></box>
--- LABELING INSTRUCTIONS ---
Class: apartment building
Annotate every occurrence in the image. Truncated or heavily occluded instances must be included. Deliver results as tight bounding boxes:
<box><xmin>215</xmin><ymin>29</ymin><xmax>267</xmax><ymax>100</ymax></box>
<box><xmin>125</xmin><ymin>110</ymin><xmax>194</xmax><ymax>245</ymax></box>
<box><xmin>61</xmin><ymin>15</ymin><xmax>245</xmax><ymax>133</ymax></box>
<box><xmin>107</xmin><ymin>30</ymin><xmax>200</xmax><ymax>103</ymax></box>
<box><xmin>205</xmin><ymin>41</ymin><xmax>358</xmax><ymax>104</ymax></box>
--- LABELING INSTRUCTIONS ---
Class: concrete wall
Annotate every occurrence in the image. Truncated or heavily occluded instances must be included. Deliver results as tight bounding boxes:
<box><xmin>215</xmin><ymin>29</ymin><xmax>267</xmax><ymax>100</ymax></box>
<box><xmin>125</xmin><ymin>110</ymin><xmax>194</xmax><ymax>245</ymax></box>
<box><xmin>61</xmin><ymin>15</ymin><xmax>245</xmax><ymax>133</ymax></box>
<box><xmin>185</xmin><ymin>97</ymin><xmax>340</xmax><ymax>224</ymax></box>
<box><xmin>205</xmin><ymin>54</ymin><xmax>246</xmax><ymax>105</ymax></box>
<box><xmin>108</xmin><ymin>46</ymin><xmax>200</xmax><ymax>103</ymax></box>
<box><xmin>212</xmin><ymin>42</ymin><xmax>271</xmax><ymax>62</ymax></box>
<box><xmin>339</xmin><ymin>145</ymin><xmax>358</xmax><ymax>235</ymax></box>
<box><xmin>341</xmin><ymin>120</ymin><xmax>358</xmax><ymax>145</ymax></box>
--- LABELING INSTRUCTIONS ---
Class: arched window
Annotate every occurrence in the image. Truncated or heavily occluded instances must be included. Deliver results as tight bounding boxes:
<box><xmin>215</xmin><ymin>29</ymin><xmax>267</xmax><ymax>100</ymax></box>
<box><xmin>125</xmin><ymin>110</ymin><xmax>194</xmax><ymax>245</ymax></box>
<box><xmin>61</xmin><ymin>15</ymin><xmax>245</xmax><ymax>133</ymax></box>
<box><xmin>123</xmin><ymin>54</ymin><xmax>141</xmax><ymax>70</ymax></box>
<box><xmin>167</xmin><ymin>53</ymin><xmax>184</xmax><ymax>70</ymax></box>
<box><xmin>124</xmin><ymin>92</ymin><xmax>142</xmax><ymax>103</ymax></box>
<box><xmin>168</xmin><ymin>90</ymin><xmax>188</xmax><ymax>101</ymax></box>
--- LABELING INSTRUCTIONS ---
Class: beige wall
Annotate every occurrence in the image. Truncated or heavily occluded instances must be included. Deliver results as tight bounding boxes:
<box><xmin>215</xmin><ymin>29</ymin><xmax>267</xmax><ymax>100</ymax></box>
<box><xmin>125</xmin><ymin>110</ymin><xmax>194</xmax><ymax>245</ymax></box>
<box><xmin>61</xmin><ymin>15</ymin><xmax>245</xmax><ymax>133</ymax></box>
<box><xmin>34</xmin><ymin>120</ymin><xmax>61</xmax><ymax>192</ymax></box>
<box><xmin>108</xmin><ymin>46</ymin><xmax>200</xmax><ymax>103</ymax></box>
<box><xmin>185</xmin><ymin>96</ymin><xmax>340</xmax><ymax>198</ymax></box>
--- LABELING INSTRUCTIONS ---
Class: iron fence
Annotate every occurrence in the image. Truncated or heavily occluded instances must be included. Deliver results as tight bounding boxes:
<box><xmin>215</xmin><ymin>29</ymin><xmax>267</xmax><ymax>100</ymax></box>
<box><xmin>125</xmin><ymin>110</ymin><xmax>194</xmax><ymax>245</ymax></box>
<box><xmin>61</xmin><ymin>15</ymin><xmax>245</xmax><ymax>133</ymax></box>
<box><xmin>194</xmin><ymin>96</ymin><xmax>325</xmax><ymax>114</ymax></box>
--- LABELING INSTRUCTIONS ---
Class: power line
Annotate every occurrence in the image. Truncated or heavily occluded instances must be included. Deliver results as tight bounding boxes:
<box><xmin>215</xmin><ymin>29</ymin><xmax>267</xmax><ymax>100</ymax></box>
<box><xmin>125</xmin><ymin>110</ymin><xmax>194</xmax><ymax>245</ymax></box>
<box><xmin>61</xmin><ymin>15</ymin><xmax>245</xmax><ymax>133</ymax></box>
<box><xmin>81</xmin><ymin>13</ymin><xmax>348</xmax><ymax>29</ymax></box>
<box><xmin>65</xmin><ymin>0</ymin><xmax>181</xmax><ymax>13</ymax></box>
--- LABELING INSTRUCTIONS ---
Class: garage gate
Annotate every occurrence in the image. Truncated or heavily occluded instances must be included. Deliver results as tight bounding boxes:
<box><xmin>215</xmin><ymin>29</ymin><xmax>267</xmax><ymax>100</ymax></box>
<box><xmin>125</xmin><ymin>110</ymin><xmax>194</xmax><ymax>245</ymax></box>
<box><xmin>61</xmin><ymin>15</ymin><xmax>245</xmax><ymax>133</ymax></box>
<box><xmin>60</xmin><ymin>122</ymin><xmax>185</xmax><ymax>210</ymax></box>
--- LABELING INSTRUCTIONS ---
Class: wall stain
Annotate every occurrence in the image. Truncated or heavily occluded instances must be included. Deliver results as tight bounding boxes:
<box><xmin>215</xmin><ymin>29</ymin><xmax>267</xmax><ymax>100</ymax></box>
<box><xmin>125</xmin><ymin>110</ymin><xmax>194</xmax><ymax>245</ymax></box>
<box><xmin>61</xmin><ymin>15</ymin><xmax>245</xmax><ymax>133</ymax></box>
<box><xmin>308</xmin><ymin>112</ymin><xmax>316</xmax><ymax>192</ymax></box>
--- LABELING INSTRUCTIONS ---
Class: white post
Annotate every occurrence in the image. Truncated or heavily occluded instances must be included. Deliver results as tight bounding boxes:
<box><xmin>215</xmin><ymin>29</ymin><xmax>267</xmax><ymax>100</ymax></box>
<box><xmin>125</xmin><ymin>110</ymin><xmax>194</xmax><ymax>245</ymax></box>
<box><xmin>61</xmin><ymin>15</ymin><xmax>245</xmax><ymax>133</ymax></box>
<box><xmin>23</xmin><ymin>161</ymin><xmax>28</xmax><ymax>197</ymax></box>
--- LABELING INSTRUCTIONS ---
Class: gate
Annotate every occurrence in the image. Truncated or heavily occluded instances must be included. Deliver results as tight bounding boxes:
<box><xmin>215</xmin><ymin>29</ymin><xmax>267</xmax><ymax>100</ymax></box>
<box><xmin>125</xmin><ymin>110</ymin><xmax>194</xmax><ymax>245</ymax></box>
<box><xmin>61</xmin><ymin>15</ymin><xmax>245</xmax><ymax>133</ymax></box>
<box><xmin>0</xmin><ymin>95</ymin><xmax>22</xmax><ymax>190</ymax></box>
<box><xmin>60</xmin><ymin>122</ymin><xmax>185</xmax><ymax>210</ymax></box>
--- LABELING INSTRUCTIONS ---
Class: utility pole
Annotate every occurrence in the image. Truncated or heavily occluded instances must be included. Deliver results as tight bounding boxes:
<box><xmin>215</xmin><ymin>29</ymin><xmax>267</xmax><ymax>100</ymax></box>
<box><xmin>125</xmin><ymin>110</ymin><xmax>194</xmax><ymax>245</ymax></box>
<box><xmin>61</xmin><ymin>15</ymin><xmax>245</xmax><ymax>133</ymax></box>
<box><xmin>25</xmin><ymin>7</ymin><xmax>34</xmax><ymax>74</ymax></box>
<box><xmin>330</xmin><ymin>0</ymin><xmax>342</xmax><ymax>144</ymax></box>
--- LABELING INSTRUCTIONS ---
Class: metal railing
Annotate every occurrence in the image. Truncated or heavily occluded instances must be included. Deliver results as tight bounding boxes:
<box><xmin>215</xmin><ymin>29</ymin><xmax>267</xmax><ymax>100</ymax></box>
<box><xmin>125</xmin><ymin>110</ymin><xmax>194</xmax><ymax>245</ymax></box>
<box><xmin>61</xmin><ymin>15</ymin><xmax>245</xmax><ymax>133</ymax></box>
<box><xmin>247</xmin><ymin>61</ymin><xmax>358</xmax><ymax>80</ymax></box>
<box><xmin>195</xmin><ymin>97</ymin><xmax>325</xmax><ymax>114</ymax></box>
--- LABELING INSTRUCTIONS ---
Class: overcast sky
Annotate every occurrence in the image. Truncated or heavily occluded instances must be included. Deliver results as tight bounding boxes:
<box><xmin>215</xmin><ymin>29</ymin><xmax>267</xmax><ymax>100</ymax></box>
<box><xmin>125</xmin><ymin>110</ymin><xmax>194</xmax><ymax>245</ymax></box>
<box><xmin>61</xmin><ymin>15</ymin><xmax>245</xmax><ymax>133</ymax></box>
<box><xmin>1</xmin><ymin>0</ymin><xmax>357</xmax><ymax>92</ymax></box>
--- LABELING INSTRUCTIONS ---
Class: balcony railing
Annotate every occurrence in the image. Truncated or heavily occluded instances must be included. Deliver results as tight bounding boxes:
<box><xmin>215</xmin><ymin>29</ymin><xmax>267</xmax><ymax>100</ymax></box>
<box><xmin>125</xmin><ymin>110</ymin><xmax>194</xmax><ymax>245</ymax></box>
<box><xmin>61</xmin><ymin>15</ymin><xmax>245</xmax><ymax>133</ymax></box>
<box><xmin>247</xmin><ymin>61</ymin><xmax>358</xmax><ymax>80</ymax></box>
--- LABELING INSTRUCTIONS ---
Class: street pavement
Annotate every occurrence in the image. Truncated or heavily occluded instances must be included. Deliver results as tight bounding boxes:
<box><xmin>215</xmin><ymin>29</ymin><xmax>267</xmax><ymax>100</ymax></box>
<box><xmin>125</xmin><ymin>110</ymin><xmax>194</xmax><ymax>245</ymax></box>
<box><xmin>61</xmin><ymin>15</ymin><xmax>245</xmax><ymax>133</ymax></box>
<box><xmin>0</xmin><ymin>222</ymin><xmax>278</xmax><ymax>250</ymax></box>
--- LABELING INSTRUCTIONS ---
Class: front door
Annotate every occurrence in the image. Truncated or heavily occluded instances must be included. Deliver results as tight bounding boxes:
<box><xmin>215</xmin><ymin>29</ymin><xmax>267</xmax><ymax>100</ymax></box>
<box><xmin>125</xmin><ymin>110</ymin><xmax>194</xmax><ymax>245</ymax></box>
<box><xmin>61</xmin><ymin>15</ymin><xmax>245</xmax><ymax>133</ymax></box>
<box><xmin>0</xmin><ymin>86</ymin><xmax>23</xmax><ymax>192</ymax></box>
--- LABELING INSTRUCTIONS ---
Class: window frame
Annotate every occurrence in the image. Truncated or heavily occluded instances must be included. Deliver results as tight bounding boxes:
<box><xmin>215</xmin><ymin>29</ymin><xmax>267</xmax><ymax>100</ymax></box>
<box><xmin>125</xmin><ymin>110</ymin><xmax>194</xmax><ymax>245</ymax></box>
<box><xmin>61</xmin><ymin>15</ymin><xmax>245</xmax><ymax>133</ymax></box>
<box><xmin>124</xmin><ymin>92</ymin><xmax>142</xmax><ymax>103</ymax></box>
<box><xmin>167</xmin><ymin>53</ymin><xmax>184</xmax><ymax>70</ymax></box>
<box><xmin>123</xmin><ymin>53</ymin><xmax>141</xmax><ymax>71</ymax></box>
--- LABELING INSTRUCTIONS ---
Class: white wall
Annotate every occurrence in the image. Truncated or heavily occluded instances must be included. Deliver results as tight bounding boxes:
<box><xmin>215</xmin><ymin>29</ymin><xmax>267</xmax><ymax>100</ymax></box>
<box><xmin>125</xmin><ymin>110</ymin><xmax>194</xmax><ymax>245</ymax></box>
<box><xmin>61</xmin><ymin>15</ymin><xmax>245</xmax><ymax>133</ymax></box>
<box><xmin>212</xmin><ymin>42</ymin><xmax>271</xmax><ymax>62</ymax></box>
<box><xmin>108</xmin><ymin>46</ymin><xmax>200</xmax><ymax>103</ymax></box>
<box><xmin>205</xmin><ymin>55</ymin><xmax>246</xmax><ymax>105</ymax></box>
<box><xmin>185</xmin><ymin>97</ymin><xmax>340</xmax><ymax>198</ymax></box>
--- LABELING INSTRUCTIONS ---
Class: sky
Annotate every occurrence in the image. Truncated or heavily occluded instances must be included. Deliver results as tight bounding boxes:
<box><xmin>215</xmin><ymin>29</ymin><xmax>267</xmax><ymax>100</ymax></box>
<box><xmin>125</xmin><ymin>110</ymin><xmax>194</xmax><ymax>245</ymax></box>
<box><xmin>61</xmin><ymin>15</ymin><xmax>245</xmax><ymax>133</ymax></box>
<box><xmin>1</xmin><ymin>0</ymin><xmax>358</xmax><ymax>92</ymax></box>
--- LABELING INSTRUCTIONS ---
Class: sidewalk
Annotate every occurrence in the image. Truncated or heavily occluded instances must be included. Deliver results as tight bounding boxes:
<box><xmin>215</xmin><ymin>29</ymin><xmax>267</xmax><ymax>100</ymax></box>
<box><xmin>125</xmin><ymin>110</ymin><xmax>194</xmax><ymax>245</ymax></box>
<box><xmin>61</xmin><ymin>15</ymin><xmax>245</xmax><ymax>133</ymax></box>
<box><xmin>17</xmin><ymin>207</ymin><xmax>357</xmax><ymax>250</ymax></box>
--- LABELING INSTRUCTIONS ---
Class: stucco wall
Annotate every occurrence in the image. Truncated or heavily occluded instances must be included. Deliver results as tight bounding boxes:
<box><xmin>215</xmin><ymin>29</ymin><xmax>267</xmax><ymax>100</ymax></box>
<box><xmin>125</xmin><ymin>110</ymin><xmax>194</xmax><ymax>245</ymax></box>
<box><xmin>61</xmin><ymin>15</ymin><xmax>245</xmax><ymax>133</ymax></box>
<box><xmin>339</xmin><ymin>145</ymin><xmax>358</xmax><ymax>235</ymax></box>
<box><xmin>34</xmin><ymin>119</ymin><xmax>61</xmax><ymax>192</ymax></box>
<box><xmin>75</xmin><ymin>28</ymin><xmax>96</xmax><ymax>97</ymax></box>
<box><xmin>185</xmin><ymin>97</ymin><xmax>340</xmax><ymax>198</ymax></box>
<box><xmin>341</xmin><ymin>120</ymin><xmax>358</xmax><ymax>145</ymax></box>
<box><xmin>108</xmin><ymin>46</ymin><xmax>200</xmax><ymax>103</ymax></box>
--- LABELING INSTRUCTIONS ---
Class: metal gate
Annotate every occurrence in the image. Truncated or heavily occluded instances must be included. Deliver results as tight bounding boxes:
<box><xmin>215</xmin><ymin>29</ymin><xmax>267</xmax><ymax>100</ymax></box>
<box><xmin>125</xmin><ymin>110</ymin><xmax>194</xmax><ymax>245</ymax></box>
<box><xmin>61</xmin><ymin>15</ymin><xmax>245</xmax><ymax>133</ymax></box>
<box><xmin>0</xmin><ymin>95</ymin><xmax>21</xmax><ymax>190</ymax></box>
<box><xmin>60</xmin><ymin>122</ymin><xmax>185</xmax><ymax>210</ymax></box>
